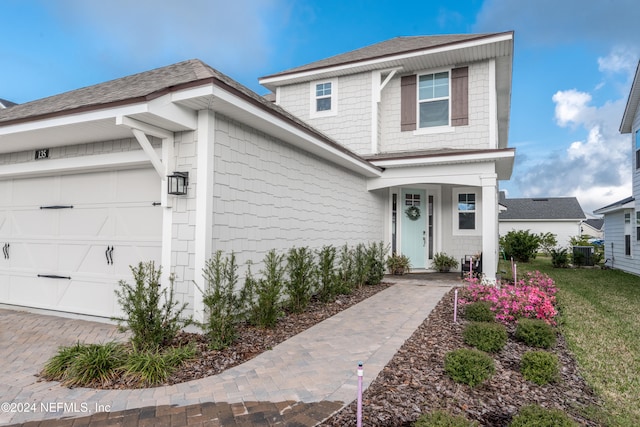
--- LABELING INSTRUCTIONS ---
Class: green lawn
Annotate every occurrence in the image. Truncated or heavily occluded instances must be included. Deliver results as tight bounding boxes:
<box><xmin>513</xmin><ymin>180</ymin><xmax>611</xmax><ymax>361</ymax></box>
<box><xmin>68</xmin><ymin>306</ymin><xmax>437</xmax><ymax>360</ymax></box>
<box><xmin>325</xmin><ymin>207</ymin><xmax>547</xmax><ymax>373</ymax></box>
<box><xmin>504</xmin><ymin>257</ymin><xmax>640</xmax><ymax>426</ymax></box>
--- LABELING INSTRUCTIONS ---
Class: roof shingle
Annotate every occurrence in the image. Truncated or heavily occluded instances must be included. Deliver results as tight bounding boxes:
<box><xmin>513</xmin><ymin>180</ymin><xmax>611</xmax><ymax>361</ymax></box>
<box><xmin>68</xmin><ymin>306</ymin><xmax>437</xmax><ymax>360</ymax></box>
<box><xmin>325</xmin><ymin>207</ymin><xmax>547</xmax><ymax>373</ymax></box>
<box><xmin>499</xmin><ymin>195</ymin><xmax>586</xmax><ymax>220</ymax></box>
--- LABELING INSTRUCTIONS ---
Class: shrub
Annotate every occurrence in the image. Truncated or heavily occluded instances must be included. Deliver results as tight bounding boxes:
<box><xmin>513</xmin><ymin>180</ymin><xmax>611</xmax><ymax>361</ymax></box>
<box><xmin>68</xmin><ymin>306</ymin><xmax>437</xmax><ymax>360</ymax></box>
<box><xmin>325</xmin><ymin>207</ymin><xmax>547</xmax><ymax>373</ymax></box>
<box><xmin>200</xmin><ymin>251</ymin><xmax>243</xmax><ymax>350</ymax></box>
<box><xmin>509</xmin><ymin>405</ymin><xmax>578</xmax><ymax>427</ymax></box>
<box><xmin>285</xmin><ymin>246</ymin><xmax>317</xmax><ymax>313</ymax></box>
<box><xmin>351</xmin><ymin>243</ymin><xmax>368</xmax><ymax>288</ymax></box>
<box><xmin>41</xmin><ymin>342</ymin><xmax>86</xmax><ymax>381</ymax></box>
<box><xmin>444</xmin><ymin>348</ymin><xmax>495</xmax><ymax>387</ymax></box>
<box><xmin>520</xmin><ymin>351</ymin><xmax>559</xmax><ymax>385</ymax></box>
<box><xmin>537</xmin><ymin>232</ymin><xmax>557</xmax><ymax>256</ymax></box>
<box><xmin>316</xmin><ymin>245</ymin><xmax>340</xmax><ymax>302</ymax></box>
<box><xmin>123</xmin><ymin>345</ymin><xmax>195</xmax><ymax>386</ymax></box>
<box><xmin>114</xmin><ymin>262</ymin><xmax>192</xmax><ymax>351</ymax></box>
<box><xmin>432</xmin><ymin>252</ymin><xmax>459</xmax><ymax>272</ymax></box>
<box><xmin>365</xmin><ymin>241</ymin><xmax>387</xmax><ymax>286</ymax></box>
<box><xmin>463</xmin><ymin>322</ymin><xmax>507</xmax><ymax>353</ymax></box>
<box><xmin>251</xmin><ymin>249</ymin><xmax>285</xmax><ymax>328</ymax></box>
<box><xmin>515</xmin><ymin>318</ymin><xmax>556</xmax><ymax>349</ymax></box>
<box><xmin>550</xmin><ymin>247</ymin><xmax>569</xmax><ymax>268</ymax></box>
<box><xmin>337</xmin><ymin>244</ymin><xmax>355</xmax><ymax>294</ymax></box>
<box><xmin>387</xmin><ymin>252</ymin><xmax>411</xmax><ymax>275</ymax></box>
<box><xmin>461</xmin><ymin>271</ymin><xmax>557</xmax><ymax>325</ymax></box>
<box><xmin>413</xmin><ymin>410</ymin><xmax>478</xmax><ymax>426</ymax></box>
<box><xmin>500</xmin><ymin>230</ymin><xmax>540</xmax><ymax>263</ymax></box>
<box><xmin>464</xmin><ymin>301</ymin><xmax>495</xmax><ymax>322</ymax></box>
<box><xmin>65</xmin><ymin>342</ymin><xmax>125</xmax><ymax>387</ymax></box>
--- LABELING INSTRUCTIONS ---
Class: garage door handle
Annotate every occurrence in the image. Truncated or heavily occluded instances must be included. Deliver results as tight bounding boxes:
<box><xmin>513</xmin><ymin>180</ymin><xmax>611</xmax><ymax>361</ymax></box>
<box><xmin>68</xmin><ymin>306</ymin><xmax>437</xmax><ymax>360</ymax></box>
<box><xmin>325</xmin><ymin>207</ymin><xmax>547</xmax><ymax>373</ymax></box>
<box><xmin>40</xmin><ymin>205</ymin><xmax>74</xmax><ymax>209</ymax></box>
<box><xmin>106</xmin><ymin>246</ymin><xmax>114</xmax><ymax>265</ymax></box>
<box><xmin>2</xmin><ymin>243</ymin><xmax>8</xmax><ymax>259</ymax></box>
<box><xmin>37</xmin><ymin>274</ymin><xmax>71</xmax><ymax>280</ymax></box>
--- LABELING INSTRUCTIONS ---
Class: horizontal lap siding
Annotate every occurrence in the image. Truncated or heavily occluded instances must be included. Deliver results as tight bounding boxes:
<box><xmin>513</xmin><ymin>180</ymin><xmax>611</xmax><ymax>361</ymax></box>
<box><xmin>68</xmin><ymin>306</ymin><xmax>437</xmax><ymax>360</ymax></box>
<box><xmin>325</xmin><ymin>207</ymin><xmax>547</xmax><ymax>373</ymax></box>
<box><xmin>212</xmin><ymin>115</ymin><xmax>385</xmax><ymax>270</ymax></box>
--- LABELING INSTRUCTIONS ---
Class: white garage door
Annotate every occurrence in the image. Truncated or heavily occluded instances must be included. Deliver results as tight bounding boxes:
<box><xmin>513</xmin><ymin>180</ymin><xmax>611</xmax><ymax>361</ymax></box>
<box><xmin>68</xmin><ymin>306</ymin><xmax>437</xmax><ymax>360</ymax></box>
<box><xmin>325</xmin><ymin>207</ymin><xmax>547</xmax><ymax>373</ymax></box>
<box><xmin>0</xmin><ymin>168</ymin><xmax>162</xmax><ymax>318</ymax></box>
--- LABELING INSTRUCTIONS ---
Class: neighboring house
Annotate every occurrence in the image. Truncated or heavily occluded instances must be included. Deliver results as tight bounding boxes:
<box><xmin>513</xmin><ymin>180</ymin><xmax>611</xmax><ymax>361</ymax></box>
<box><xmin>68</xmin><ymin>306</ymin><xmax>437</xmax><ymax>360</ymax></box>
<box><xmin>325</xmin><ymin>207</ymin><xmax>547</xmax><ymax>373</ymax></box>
<box><xmin>582</xmin><ymin>218</ymin><xmax>604</xmax><ymax>240</ymax></box>
<box><xmin>0</xmin><ymin>31</ymin><xmax>514</xmax><ymax>322</ymax></box>
<box><xmin>498</xmin><ymin>192</ymin><xmax>586</xmax><ymax>247</ymax></box>
<box><xmin>594</xmin><ymin>60</ymin><xmax>640</xmax><ymax>274</ymax></box>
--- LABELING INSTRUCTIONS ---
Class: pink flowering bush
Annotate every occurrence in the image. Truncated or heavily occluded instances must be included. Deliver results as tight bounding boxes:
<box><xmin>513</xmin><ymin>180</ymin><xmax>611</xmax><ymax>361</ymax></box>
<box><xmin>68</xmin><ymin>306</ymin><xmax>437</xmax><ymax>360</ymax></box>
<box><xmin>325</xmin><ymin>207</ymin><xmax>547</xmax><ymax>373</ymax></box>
<box><xmin>460</xmin><ymin>271</ymin><xmax>558</xmax><ymax>325</ymax></box>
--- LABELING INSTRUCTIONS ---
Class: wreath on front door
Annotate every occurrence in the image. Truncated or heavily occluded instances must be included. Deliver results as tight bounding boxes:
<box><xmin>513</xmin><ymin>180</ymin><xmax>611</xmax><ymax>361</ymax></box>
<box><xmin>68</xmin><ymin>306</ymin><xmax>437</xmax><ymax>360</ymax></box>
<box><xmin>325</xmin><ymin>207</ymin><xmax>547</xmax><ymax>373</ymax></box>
<box><xmin>405</xmin><ymin>206</ymin><xmax>421</xmax><ymax>221</ymax></box>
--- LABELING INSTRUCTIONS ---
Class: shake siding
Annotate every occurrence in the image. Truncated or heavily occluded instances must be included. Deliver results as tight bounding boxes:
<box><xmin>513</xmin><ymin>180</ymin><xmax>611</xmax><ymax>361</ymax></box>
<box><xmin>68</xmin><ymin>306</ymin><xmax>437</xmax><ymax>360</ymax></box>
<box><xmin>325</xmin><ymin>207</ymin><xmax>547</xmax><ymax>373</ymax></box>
<box><xmin>277</xmin><ymin>74</ymin><xmax>372</xmax><ymax>155</ymax></box>
<box><xmin>379</xmin><ymin>61</ymin><xmax>491</xmax><ymax>153</ymax></box>
<box><xmin>212</xmin><ymin>115</ymin><xmax>385</xmax><ymax>269</ymax></box>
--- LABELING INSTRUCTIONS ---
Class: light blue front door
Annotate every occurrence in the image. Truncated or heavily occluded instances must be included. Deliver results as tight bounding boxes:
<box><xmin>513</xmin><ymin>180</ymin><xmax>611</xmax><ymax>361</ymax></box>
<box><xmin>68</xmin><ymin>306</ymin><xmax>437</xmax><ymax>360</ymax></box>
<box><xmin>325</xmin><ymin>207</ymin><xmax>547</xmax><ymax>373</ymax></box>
<box><xmin>401</xmin><ymin>189</ymin><xmax>427</xmax><ymax>269</ymax></box>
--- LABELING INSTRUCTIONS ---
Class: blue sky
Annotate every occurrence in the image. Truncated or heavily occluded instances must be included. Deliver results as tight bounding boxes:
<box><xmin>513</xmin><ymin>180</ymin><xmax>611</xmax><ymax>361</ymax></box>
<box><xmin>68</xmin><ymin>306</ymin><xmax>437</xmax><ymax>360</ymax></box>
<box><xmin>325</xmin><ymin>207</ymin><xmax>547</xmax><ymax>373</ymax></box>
<box><xmin>2</xmin><ymin>0</ymin><xmax>639</xmax><ymax>214</ymax></box>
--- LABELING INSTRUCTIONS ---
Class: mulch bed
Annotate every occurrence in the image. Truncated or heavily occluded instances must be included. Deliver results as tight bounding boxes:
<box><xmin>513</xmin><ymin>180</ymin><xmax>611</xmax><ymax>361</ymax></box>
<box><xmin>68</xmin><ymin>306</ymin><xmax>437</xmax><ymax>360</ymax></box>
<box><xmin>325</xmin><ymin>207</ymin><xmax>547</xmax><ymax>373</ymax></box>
<box><xmin>321</xmin><ymin>287</ymin><xmax>603</xmax><ymax>427</ymax></box>
<box><xmin>94</xmin><ymin>282</ymin><xmax>392</xmax><ymax>389</ymax></box>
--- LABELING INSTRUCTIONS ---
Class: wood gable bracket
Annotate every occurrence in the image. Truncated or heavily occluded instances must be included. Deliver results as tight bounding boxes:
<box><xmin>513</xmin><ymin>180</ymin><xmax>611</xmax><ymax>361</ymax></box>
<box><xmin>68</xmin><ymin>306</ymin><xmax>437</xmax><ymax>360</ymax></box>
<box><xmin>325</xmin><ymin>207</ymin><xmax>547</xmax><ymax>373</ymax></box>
<box><xmin>116</xmin><ymin>116</ymin><xmax>172</xmax><ymax>179</ymax></box>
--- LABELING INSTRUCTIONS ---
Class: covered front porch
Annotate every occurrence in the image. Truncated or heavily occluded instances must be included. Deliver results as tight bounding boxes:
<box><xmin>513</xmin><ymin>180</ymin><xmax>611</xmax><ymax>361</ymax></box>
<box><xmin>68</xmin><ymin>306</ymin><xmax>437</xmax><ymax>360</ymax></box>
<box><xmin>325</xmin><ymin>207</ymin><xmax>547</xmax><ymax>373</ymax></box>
<box><xmin>366</xmin><ymin>149</ymin><xmax>515</xmax><ymax>282</ymax></box>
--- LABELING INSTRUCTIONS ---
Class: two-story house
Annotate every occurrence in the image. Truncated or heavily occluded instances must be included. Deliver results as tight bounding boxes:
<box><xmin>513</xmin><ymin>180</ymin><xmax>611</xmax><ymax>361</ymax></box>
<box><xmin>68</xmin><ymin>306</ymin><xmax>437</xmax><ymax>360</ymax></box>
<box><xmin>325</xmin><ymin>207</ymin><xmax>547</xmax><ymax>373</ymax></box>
<box><xmin>0</xmin><ymin>32</ymin><xmax>514</xmax><ymax>322</ymax></box>
<box><xmin>260</xmin><ymin>32</ymin><xmax>514</xmax><ymax>275</ymax></box>
<box><xmin>595</xmin><ymin>60</ymin><xmax>640</xmax><ymax>273</ymax></box>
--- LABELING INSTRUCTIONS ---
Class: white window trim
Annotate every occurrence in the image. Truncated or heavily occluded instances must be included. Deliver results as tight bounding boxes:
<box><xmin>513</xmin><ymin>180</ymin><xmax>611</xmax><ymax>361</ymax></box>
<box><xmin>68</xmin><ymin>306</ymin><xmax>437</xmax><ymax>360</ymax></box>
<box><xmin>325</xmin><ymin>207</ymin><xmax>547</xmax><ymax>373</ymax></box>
<box><xmin>416</xmin><ymin>67</ymin><xmax>452</xmax><ymax>131</ymax></box>
<box><xmin>452</xmin><ymin>187</ymin><xmax>481</xmax><ymax>236</ymax></box>
<box><xmin>310</xmin><ymin>79</ymin><xmax>338</xmax><ymax>118</ymax></box>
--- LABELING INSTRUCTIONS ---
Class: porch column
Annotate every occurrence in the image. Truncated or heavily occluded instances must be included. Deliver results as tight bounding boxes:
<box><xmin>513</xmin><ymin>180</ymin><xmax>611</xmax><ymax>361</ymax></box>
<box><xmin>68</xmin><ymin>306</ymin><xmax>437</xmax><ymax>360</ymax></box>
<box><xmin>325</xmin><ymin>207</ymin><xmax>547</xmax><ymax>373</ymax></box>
<box><xmin>481</xmin><ymin>174</ymin><xmax>498</xmax><ymax>282</ymax></box>
<box><xmin>193</xmin><ymin>110</ymin><xmax>216</xmax><ymax>323</ymax></box>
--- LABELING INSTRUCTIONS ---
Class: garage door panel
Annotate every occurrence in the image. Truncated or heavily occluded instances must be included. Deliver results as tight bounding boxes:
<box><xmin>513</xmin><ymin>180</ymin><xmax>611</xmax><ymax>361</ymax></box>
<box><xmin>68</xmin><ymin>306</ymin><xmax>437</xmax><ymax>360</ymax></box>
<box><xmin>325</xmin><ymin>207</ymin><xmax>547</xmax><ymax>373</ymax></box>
<box><xmin>115</xmin><ymin>206</ymin><xmax>162</xmax><ymax>238</ymax></box>
<box><xmin>11</xmin><ymin>176</ymin><xmax>60</xmax><ymax>206</ymax></box>
<box><xmin>8</xmin><ymin>242</ymin><xmax>58</xmax><ymax>271</ymax></box>
<box><xmin>55</xmin><ymin>277</ymin><xmax>121</xmax><ymax>318</ymax></box>
<box><xmin>12</xmin><ymin>210</ymin><xmax>59</xmax><ymax>237</ymax></box>
<box><xmin>59</xmin><ymin>208</ymin><xmax>112</xmax><ymax>238</ymax></box>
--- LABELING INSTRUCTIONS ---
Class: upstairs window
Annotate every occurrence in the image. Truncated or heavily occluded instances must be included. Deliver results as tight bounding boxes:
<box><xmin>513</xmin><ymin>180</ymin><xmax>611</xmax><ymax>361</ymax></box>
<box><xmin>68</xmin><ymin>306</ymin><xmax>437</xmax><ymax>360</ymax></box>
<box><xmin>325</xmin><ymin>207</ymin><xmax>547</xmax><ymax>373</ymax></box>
<box><xmin>310</xmin><ymin>80</ymin><xmax>337</xmax><ymax>117</ymax></box>
<box><xmin>401</xmin><ymin>67</ymin><xmax>468</xmax><ymax>132</ymax></box>
<box><xmin>419</xmin><ymin>72</ymin><xmax>449</xmax><ymax>128</ymax></box>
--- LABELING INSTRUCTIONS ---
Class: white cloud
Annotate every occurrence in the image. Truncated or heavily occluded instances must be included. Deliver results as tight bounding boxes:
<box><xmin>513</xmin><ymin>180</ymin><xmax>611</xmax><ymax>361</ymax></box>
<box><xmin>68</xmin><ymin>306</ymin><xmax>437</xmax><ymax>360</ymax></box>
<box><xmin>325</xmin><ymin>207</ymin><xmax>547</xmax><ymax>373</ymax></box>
<box><xmin>552</xmin><ymin>90</ymin><xmax>594</xmax><ymax>127</ymax></box>
<box><xmin>598</xmin><ymin>47</ymin><xmax>638</xmax><ymax>75</ymax></box>
<box><xmin>515</xmin><ymin>91</ymin><xmax>631</xmax><ymax>215</ymax></box>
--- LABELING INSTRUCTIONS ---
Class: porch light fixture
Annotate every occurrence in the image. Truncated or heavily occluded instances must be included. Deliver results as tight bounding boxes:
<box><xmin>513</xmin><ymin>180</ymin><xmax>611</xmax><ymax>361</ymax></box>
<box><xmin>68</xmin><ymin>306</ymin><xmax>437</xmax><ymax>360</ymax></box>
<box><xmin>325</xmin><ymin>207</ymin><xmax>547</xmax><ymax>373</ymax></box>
<box><xmin>167</xmin><ymin>171</ymin><xmax>189</xmax><ymax>195</ymax></box>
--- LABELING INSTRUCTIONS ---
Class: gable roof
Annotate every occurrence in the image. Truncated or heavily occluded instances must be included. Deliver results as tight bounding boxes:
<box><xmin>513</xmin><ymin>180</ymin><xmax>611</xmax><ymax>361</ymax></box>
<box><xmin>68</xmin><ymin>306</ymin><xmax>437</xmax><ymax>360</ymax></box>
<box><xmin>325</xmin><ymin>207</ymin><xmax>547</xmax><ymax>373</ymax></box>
<box><xmin>0</xmin><ymin>59</ymin><xmax>381</xmax><ymax>177</ymax></box>
<box><xmin>261</xmin><ymin>33</ymin><xmax>499</xmax><ymax>79</ymax></box>
<box><xmin>499</xmin><ymin>196</ymin><xmax>586</xmax><ymax>221</ymax></box>
<box><xmin>620</xmin><ymin>60</ymin><xmax>640</xmax><ymax>134</ymax></box>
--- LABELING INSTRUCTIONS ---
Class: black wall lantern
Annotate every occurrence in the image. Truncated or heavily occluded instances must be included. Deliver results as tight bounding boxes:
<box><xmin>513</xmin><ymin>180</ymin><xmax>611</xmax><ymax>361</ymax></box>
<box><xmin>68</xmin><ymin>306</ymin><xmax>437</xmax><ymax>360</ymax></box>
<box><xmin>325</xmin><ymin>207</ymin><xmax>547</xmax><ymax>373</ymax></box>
<box><xmin>167</xmin><ymin>171</ymin><xmax>189</xmax><ymax>195</ymax></box>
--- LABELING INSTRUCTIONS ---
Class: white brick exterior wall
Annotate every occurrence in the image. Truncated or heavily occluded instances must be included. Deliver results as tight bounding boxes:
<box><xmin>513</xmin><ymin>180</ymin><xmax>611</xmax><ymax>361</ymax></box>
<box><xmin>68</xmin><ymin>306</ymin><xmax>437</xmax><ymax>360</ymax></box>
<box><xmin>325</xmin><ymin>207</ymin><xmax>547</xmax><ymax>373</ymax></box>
<box><xmin>380</xmin><ymin>62</ymin><xmax>491</xmax><ymax>153</ymax></box>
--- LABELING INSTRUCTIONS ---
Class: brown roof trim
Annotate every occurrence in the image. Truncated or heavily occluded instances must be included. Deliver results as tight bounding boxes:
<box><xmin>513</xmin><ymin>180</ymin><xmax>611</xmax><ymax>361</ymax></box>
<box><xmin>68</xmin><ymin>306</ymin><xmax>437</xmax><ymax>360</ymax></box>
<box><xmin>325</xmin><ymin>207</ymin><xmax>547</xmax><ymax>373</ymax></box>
<box><xmin>261</xmin><ymin>31</ymin><xmax>514</xmax><ymax>81</ymax></box>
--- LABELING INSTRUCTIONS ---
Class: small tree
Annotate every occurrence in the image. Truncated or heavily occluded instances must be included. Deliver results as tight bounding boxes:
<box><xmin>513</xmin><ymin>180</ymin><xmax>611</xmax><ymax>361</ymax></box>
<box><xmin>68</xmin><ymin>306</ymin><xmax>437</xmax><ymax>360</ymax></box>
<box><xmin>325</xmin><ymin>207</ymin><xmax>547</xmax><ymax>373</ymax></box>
<box><xmin>114</xmin><ymin>262</ymin><xmax>191</xmax><ymax>351</ymax></box>
<box><xmin>200</xmin><ymin>251</ymin><xmax>243</xmax><ymax>349</ymax></box>
<box><xmin>500</xmin><ymin>230</ymin><xmax>540</xmax><ymax>263</ymax></box>
<box><xmin>285</xmin><ymin>246</ymin><xmax>316</xmax><ymax>313</ymax></box>
<box><xmin>537</xmin><ymin>232</ymin><xmax>557</xmax><ymax>256</ymax></box>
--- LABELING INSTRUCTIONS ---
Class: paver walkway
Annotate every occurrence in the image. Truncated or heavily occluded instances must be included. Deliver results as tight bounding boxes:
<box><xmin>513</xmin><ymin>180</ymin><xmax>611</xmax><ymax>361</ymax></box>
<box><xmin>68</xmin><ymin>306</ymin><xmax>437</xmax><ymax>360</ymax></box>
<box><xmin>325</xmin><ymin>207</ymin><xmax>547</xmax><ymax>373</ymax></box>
<box><xmin>0</xmin><ymin>276</ymin><xmax>456</xmax><ymax>426</ymax></box>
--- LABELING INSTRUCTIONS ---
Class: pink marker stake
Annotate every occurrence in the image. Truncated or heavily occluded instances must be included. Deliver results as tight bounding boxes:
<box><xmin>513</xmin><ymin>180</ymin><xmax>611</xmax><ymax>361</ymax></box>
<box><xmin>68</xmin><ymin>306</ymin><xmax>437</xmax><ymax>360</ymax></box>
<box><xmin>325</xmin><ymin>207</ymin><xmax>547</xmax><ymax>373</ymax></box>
<box><xmin>357</xmin><ymin>362</ymin><xmax>363</xmax><ymax>427</ymax></box>
<box><xmin>454</xmin><ymin>289</ymin><xmax>458</xmax><ymax>323</ymax></box>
